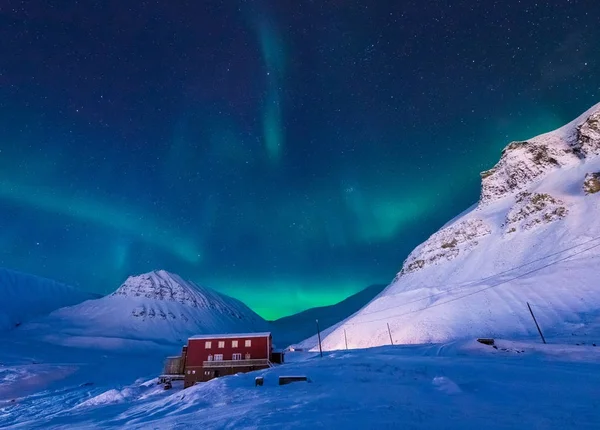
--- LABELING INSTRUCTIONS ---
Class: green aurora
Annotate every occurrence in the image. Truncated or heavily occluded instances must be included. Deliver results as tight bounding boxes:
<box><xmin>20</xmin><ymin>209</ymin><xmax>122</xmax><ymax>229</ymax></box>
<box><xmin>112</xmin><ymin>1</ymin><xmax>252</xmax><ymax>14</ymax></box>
<box><xmin>0</xmin><ymin>2</ymin><xmax>598</xmax><ymax>319</ymax></box>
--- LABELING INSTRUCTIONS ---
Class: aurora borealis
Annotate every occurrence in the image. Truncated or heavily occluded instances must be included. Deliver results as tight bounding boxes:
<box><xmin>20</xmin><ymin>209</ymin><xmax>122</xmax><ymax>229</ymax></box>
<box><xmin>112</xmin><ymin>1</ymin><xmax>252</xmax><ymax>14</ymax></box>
<box><xmin>0</xmin><ymin>1</ymin><xmax>598</xmax><ymax>319</ymax></box>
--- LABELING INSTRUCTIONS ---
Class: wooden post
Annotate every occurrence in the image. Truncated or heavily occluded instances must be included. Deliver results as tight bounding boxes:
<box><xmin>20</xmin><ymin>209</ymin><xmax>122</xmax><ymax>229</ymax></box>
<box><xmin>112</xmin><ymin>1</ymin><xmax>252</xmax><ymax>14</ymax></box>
<box><xmin>344</xmin><ymin>329</ymin><xmax>348</xmax><ymax>350</ymax></box>
<box><xmin>316</xmin><ymin>319</ymin><xmax>323</xmax><ymax>358</ymax></box>
<box><xmin>387</xmin><ymin>323</ymin><xmax>394</xmax><ymax>345</ymax></box>
<box><xmin>527</xmin><ymin>302</ymin><xmax>546</xmax><ymax>344</ymax></box>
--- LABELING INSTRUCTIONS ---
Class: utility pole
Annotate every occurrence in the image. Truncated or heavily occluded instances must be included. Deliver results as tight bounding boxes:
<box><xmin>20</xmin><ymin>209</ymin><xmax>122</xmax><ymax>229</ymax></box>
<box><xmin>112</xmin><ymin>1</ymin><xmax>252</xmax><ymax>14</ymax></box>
<box><xmin>387</xmin><ymin>323</ymin><xmax>394</xmax><ymax>346</ymax></box>
<box><xmin>316</xmin><ymin>319</ymin><xmax>323</xmax><ymax>358</ymax></box>
<box><xmin>527</xmin><ymin>302</ymin><xmax>547</xmax><ymax>344</ymax></box>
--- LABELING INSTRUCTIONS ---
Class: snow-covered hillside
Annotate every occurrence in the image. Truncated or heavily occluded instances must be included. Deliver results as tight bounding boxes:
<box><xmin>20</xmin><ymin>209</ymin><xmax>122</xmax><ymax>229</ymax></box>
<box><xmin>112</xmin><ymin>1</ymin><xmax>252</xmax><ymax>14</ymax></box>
<box><xmin>0</xmin><ymin>268</ymin><xmax>96</xmax><ymax>332</ymax></box>
<box><xmin>2</xmin><ymin>337</ymin><xmax>599</xmax><ymax>429</ymax></box>
<box><xmin>306</xmin><ymin>102</ymin><xmax>600</xmax><ymax>350</ymax></box>
<box><xmin>270</xmin><ymin>284</ymin><xmax>385</xmax><ymax>347</ymax></box>
<box><xmin>21</xmin><ymin>270</ymin><xmax>268</xmax><ymax>346</ymax></box>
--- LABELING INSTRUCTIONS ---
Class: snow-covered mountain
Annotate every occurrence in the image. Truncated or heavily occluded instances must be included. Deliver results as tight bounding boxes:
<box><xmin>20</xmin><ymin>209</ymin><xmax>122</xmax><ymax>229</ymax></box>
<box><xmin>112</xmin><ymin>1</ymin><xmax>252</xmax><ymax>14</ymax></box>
<box><xmin>304</xmin><ymin>102</ymin><xmax>600</xmax><ymax>350</ymax></box>
<box><xmin>24</xmin><ymin>270</ymin><xmax>268</xmax><ymax>345</ymax></box>
<box><xmin>270</xmin><ymin>284</ymin><xmax>385</xmax><ymax>347</ymax></box>
<box><xmin>0</xmin><ymin>268</ymin><xmax>96</xmax><ymax>332</ymax></box>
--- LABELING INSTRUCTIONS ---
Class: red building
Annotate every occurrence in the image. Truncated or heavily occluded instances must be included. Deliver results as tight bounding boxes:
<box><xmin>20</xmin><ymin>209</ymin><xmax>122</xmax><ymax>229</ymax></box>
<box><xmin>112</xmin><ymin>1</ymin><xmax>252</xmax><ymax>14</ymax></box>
<box><xmin>180</xmin><ymin>332</ymin><xmax>277</xmax><ymax>388</ymax></box>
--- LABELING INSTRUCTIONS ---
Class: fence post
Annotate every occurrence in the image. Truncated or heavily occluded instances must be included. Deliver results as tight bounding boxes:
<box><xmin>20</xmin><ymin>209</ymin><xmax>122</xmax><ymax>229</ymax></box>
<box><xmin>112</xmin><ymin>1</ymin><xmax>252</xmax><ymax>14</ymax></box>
<box><xmin>527</xmin><ymin>302</ymin><xmax>546</xmax><ymax>344</ymax></box>
<box><xmin>387</xmin><ymin>323</ymin><xmax>394</xmax><ymax>346</ymax></box>
<box><xmin>344</xmin><ymin>329</ymin><xmax>348</xmax><ymax>350</ymax></box>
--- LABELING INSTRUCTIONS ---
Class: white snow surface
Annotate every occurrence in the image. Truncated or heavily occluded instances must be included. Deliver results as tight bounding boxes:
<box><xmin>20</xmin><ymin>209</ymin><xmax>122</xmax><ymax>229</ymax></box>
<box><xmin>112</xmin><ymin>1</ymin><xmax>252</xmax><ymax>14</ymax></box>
<box><xmin>0</xmin><ymin>268</ymin><xmax>95</xmax><ymax>332</ymax></box>
<box><xmin>1</xmin><ymin>333</ymin><xmax>600</xmax><ymax>429</ymax></box>
<box><xmin>19</xmin><ymin>270</ymin><xmax>268</xmax><ymax>346</ymax></box>
<box><xmin>300</xmin><ymin>102</ymin><xmax>600</xmax><ymax>351</ymax></box>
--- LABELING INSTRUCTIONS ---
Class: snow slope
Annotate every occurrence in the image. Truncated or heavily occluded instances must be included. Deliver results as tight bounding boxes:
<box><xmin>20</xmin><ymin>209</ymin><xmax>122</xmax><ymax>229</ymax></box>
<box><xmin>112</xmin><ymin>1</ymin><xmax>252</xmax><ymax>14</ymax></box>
<box><xmin>270</xmin><ymin>284</ymin><xmax>385</xmax><ymax>347</ymax></box>
<box><xmin>2</xmin><ymin>336</ymin><xmax>599</xmax><ymax>429</ymax></box>
<box><xmin>305</xmin><ymin>102</ymin><xmax>600</xmax><ymax>350</ymax></box>
<box><xmin>20</xmin><ymin>270</ymin><xmax>268</xmax><ymax>346</ymax></box>
<box><xmin>0</xmin><ymin>268</ymin><xmax>96</xmax><ymax>332</ymax></box>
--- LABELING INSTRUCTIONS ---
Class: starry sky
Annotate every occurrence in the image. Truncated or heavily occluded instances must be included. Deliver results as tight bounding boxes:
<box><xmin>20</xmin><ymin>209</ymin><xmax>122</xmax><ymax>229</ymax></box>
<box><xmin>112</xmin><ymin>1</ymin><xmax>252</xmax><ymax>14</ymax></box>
<box><xmin>0</xmin><ymin>1</ymin><xmax>598</xmax><ymax>319</ymax></box>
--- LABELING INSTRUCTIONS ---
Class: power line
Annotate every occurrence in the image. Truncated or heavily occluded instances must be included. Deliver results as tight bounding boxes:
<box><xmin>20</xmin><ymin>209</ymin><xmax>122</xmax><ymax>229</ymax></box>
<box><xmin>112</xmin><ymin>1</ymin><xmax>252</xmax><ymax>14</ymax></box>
<box><xmin>528</xmin><ymin>302</ymin><xmax>590</xmax><ymax>313</ymax></box>
<box><xmin>357</xmin><ymin>234</ymin><xmax>600</xmax><ymax>318</ymax></box>
<box><xmin>347</xmin><ymin>241</ymin><xmax>600</xmax><ymax>326</ymax></box>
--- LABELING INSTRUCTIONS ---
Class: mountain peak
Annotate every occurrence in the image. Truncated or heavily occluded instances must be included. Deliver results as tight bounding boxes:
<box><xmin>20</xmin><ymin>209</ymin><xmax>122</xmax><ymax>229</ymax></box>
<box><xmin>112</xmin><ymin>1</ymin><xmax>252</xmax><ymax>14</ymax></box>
<box><xmin>29</xmin><ymin>270</ymin><xmax>269</xmax><ymax>344</ymax></box>
<box><xmin>306</xmin><ymin>102</ymin><xmax>600</xmax><ymax>350</ymax></box>
<box><xmin>112</xmin><ymin>270</ymin><xmax>198</xmax><ymax>305</ymax></box>
<box><xmin>479</xmin><ymin>102</ymin><xmax>600</xmax><ymax>205</ymax></box>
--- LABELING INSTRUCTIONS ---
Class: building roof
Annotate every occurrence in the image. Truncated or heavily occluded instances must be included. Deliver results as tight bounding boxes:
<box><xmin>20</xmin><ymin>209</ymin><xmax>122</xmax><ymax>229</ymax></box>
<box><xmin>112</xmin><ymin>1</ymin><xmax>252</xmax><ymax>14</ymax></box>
<box><xmin>188</xmin><ymin>332</ymin><xmax>272</xmax><ymax>341</ymax></box>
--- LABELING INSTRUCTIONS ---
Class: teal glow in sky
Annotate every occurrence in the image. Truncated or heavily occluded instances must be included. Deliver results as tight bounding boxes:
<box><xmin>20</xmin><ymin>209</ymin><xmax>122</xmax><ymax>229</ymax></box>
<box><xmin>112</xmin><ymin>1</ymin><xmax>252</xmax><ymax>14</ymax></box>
<box><xmin>0</xmin><ymin>1</ymin><xmax>598</xmax><ymax>319</ymax></box>
<box><xmin>258</xmin><ymin>19</ymin><xmax>286</xmax><ymax>163</ymax></box>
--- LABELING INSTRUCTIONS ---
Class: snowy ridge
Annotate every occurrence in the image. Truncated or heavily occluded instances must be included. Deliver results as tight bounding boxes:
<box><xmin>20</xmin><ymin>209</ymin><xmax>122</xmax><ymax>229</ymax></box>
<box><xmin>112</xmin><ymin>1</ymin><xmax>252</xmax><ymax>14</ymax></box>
<box><xmin>480</xmin><ymin>102</ymin><xmax>600</xmax><ymax>204</ymax></box>
<box><xmin>302</xmin><ymin>102</ymin><xmax>600</xmax><ymax>351</ymax></box>
<box><xmin>22</xmin><ymin>270</ymin><xmax>268</xmax><ymax>345</ymax></box>
<box><xmin>271</xmin><ymin>284</ymin><xmax>386</xmax><ymax>347</ymax></box>
<box><xmin>0</xmin><ymin>268</ymin><xmax>96</xmax><ymax>332</ymax></box>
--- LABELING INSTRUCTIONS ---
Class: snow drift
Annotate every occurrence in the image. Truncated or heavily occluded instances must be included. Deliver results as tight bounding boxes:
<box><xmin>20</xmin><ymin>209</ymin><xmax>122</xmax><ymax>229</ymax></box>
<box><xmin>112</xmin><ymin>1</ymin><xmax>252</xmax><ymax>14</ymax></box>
<box><xmin>304</xmin><ymin>102</ymin><xmax>600</xmax><ymax>350</ymax></box>
<box><xmin>22</xmin><ymin>270</ymin><xmax>268</xmax><ymax>345</ymax></box>
<box><xmin>0</xmin><ymin>268</ymin><xmax>96</xmax><ymax>332</ymax></box>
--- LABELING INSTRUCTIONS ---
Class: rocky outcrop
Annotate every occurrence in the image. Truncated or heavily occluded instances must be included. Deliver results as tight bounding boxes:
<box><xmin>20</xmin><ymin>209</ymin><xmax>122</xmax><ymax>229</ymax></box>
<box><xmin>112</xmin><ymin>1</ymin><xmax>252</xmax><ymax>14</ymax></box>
<box><xmin>575</xmin><ymin>111</ymin><xmax>600</xmax><ymax>157</ymax></box>
<box><xmin>503</xmin><ymin>192</ymin><xmax>568</xmax><ymax>234</ymax></box>
<box><xmin>112</xmin><ymin>271</ymin><xmax>205</xmax><ymax>308</ymax></box>
<box><xmin>400</xmin><ymin>219</ymin><xmax>491</xmax><ymax>275</ymax></box>
<box><xmin>479</xmin><ymin>142</ymin><xmax>570</xmax><ymax>204</ymax></box>
<box><xmin>583</xmin><ymin>172</ymin><xmax>600</xmax><ymax>194</ymax></box>
<box><xmin>480</xmin><ymin>106</ymin><xmax>600</xmax><ymax>205</ymax></box>
<box><xmin>111</xmin><ymin>270</ymin><xmax>246</xmax><ymax>320</ymax></box>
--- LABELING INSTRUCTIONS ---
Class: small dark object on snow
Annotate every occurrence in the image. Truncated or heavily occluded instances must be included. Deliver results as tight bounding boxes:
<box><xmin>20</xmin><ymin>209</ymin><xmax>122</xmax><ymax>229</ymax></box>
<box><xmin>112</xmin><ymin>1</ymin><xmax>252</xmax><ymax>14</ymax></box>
<box><xmin>255</xmin><ymin>377</ymin><xmax>264</xmax><ymax>387</ymax></box>
<box><xmin>279</xmin><ymin>376</ymin><xmax>309</xmax><ymax>386</ymax></box>
<box><xmin>477</xmin><ymin>338</ymin><xmax>495</xmax><ymax>346</ymax></box>
<box><xmin>164</xmin><ymin>380</ymin><xmax>172</xmax><ymax>390</ymax></box>
<box><xmin>80</xmin><ymin>382</ymin><xmax>94</xmax><ymax>387</ymax></box>
<box><xmin>492</xmin><ymin>345</ymin><xmax>498</xmax><ymax>350</ymax></box>
<box><xmin>271</xmin><ymin>351</ymin><xmax>285</xmax><ymax>364</ymax></box>
<box><xmin>593</xmin><ymin>344</ymin><xmax>597</xmax><ymax>347</ymax></box>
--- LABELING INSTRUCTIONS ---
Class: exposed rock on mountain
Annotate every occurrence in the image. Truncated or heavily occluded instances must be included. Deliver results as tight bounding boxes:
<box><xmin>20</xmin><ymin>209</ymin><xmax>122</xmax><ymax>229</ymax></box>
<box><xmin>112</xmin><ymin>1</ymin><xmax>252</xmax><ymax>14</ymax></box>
<box><xmin>504</xmin><ymin>192</ymin><xmax>568</xmax><ymax>234</ymax></box>
<box><xmin>401</xmin><ymin>219</ymin><xmax>491</xmax><ymax>275</ymax></box>
<box><xmin>301</xmin><ymin>102</ymin><xmax>600</xmax><ymax>350</ymax></box>
<box><xmin>583</xmin><ymin>172</ymin><xmax>600</xmax><ymax>194</ymax></box>
<box><xmin>480</xmin><ymin>105</ymin><xmax>600</xmax><ymax>204</ymax></box>
<box><xmin>21</xmin><ymin>270</ymin><xmax>268</xmax><ymax>345</ymax></box>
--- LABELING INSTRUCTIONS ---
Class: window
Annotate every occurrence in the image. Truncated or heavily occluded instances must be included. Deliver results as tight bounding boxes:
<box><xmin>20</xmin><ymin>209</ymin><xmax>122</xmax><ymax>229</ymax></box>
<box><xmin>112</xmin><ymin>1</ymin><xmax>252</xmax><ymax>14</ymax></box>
<box><xmin>192</xmin><ymin>370</ymin><xmax>196</xmax><ymax>374</ymax></box>
<box><xmin>245</xmin><ymin>339</ymin><xmax>251</xmax><ymax>347</ymax></box>
<box><xmin>205</xmin><ymin>341</ymin><xmax>212</xmax><ymax>349</ymax></box>
<box><xmin>207</xmin><ymin>355</ymin><xmax>213</xmax><ymax>361</ymax></box>
<box><xmin>187</xmin><ymin>370</ymin><xmax>191</xmax><ymax>374</ymax></box>
<box><xmin>218</xmin><ymin>341</ymin><xmax>225</xmax><ymax>348</ymax></box>
<box><xmin>214</xmin><ymin>354</ymin><xmax>223</xmax><ymax>361</ymax></box>
<box><xmin>245</xmin><ymin>353</ymin><xmax>251</xmax><ymax>359</ymax></box>
<box><xmin>232</xmin><ymin>353</ymin><xmax>242</xmax><ymax>360</ymax></box>
<box><xmin>232</xmin><ymin>340</ymin><xmax>238</xmax><ymax>348</ymax></box>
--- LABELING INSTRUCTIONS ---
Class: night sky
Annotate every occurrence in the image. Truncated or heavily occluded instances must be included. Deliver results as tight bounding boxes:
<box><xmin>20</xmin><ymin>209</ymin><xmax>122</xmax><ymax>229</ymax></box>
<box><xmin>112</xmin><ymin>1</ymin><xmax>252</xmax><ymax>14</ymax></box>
<box><xmin>1</xmin><ymin>1</ymin><xmax>598</xmax><ymax>319</ymax></box>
